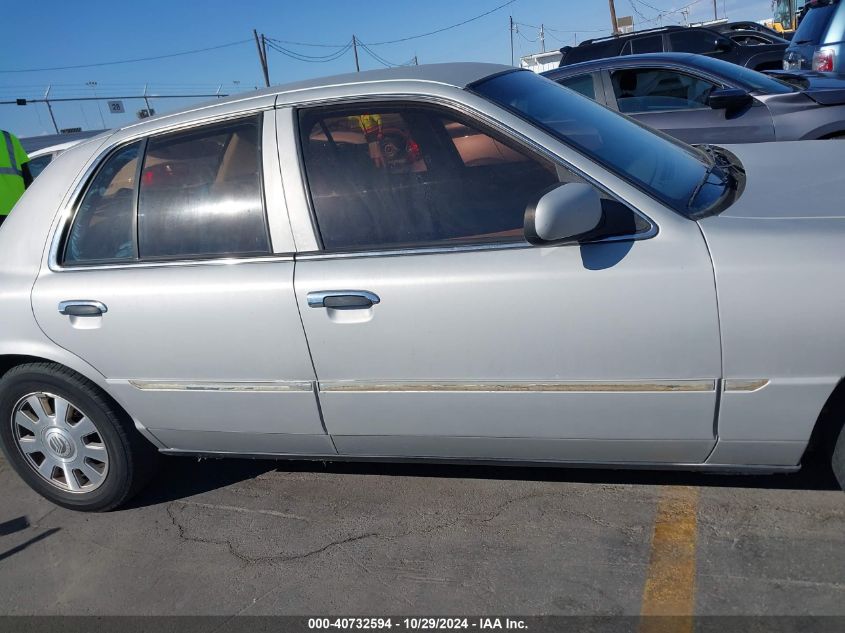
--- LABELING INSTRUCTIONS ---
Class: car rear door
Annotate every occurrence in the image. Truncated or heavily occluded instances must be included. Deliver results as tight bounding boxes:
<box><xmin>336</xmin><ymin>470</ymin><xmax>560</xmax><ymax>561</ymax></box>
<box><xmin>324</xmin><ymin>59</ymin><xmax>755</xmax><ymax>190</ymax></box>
<box><xmin>603</xmin><ymin>66</ymin><xmax>775</xmax><ymax>144</ymax></box>
<box><xmin>31</xmin><ymin>111</ymin><xmax>331</xmax><ymax>455</ymax></box>
<box><xmin>281</xmin><ymin>100</ymin><xmax>721</xmax><ymax>465</ymax></box>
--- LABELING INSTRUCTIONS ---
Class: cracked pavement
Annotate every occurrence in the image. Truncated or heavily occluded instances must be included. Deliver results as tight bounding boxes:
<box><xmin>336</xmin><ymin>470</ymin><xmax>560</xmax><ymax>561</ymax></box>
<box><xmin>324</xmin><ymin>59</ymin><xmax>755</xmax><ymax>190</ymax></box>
<box><xmin>0</xmin><ymin>453</ymin><xmax>843</xmax><ymax>615</ymax></box>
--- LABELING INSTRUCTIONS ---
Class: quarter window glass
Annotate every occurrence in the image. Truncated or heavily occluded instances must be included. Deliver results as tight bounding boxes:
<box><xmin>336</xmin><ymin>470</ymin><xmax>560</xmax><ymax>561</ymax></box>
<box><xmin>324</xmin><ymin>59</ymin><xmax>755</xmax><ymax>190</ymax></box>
<box><xmin>611</xmin><ymin>68</ymin><xmax>718</xmax><ymax>113</ymax></box>
<box><xmin>559</xmin><ymin>74</ymin><xmax>597</xmax><ymax>100</ymax></box>
<box><xmin>138</xmin><ymin>117</ymin><xmax>269</xmax><ymax>259</ymax></box>
<box><xmin>300</xmin><ymin>107</ymin><xmax>561</xmax><ymax>250</ymax></box>
<box><xmin>669</xmin><ymin>31</ymin><xmax>720</xmax><ymax>54</ymax></box>
<box><xmin>64</xmin><ymin>141</ymin><xmax>141</xmax><ymax>265</ymax></box>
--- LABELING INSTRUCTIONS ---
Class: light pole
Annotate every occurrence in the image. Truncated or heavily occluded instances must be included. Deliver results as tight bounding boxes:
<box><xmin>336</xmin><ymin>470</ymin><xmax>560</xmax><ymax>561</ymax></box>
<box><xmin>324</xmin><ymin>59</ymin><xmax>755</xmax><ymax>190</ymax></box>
<box><xmin>86</xmin><ymin>80</ymin><xmax>106</xmax><ymax>129</ymax></box>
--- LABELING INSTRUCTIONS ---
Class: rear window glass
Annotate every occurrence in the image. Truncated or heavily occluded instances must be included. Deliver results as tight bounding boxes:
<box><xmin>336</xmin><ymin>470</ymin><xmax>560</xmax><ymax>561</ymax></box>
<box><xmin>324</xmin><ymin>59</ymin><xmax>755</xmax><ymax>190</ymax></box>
<box><xmin>138</xmin><ymin>117</ymin><xmax>270</xmax><ymax>259</ymax></box>
<box><xmin>559</xmin><ymin>74</ymin><xmax>597</xmax><ymax>99</ymax></box>
<box><xmin>625</xmin><ymin>35</ymin><xmax>663</xmax><ymax>54</ymax></box>
<box><xmin>794</xmin><ymin>4</ymin><xmax>836</xmax><ymax>43</ymax></box>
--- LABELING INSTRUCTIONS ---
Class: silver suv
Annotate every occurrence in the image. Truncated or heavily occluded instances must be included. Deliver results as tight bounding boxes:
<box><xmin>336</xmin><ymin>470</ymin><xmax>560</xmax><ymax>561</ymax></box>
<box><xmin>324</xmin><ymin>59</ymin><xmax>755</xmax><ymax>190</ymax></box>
<box><xmin>1</xmin><ymin>64</ymin><xmax>844</xmax><ymax>511</ymax></box>
<box><xmin>784</xmin><ymin>0</ymin><xmax>845</xmax><ymax>71</ymax></box>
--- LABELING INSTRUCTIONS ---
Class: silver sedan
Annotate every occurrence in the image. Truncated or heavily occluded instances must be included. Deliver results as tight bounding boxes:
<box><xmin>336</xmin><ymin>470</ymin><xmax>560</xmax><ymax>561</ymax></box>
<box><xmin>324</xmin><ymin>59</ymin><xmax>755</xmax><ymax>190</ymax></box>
<box><xmin>0</xmin><ymin>63</ymin><xmax>843</xmax><ymax>511</ymax></box>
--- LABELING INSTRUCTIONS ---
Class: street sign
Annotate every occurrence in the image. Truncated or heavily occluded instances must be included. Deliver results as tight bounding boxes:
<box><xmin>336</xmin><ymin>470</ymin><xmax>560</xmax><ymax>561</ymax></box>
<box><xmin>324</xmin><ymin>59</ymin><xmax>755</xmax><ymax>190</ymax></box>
<box><xmin>107</xmin><ymin>100</ymin><xmax>125</xmax><ymax>114</ymax></box>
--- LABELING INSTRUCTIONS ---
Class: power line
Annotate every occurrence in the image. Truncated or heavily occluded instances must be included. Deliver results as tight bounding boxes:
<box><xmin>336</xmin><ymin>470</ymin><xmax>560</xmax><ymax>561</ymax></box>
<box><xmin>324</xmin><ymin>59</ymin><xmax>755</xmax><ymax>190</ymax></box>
<box><xmin>0</xmin><ymin>39</ymin><xmax>253</xmax><ymax>74</ymax></box>
<box><xmin>357</xmin><ymin>42</ymin><xmax>415</xmax><ymax>68</ymax></box>
<box><xmin>365</xmin><ymin>0</ymin><xmax>517</xmax><ymax>45</ymax></box>
<box><xmin>265</xmin><ymin>40</ymin><xmax>353</xmax><ymax>63</ymax></box>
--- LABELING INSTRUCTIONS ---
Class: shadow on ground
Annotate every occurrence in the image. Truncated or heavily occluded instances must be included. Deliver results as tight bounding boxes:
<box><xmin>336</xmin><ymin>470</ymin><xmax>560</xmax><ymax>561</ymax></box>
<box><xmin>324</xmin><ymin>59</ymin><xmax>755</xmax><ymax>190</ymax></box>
<box><xmin>126</xmin><ymin>451</ymin><xmax>841</xmax><ymax>509</ymax></box>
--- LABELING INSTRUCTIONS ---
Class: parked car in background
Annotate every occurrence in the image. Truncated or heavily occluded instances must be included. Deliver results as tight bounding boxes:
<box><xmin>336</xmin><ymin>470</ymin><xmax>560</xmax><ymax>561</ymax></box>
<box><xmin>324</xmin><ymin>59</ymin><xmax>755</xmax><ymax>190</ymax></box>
<box><xmin>559</xmin><ymin>25</ymin><xmax>787</xmax><ymax>71</ymax></box>
<box><xmin>26</xmin><ymin>140</ymin><xmax>84</xmax><ymax>180</ymax></box>
<box><xmin>721</xmin><ymin>29</ymin><xmax>791</xmax><ymax>47</ymax></box>
<box><xmin>1</xmin><ymin>64</ymin><xmax>845</xmax><ymax>512</ymax></box>
<box><xmin>784</xmin><ymin>0</ymin><xmax>845</xmax><ymax>71</ymax></box>
<box><xmin>713</xmin><ymin>21</ymin><xmax>794</xmax><ymax>41</ymax></box>
<box><xmin>545</xmin><ymin>53</ymin><xmax>845</xmax><ymax>143</ymax></box>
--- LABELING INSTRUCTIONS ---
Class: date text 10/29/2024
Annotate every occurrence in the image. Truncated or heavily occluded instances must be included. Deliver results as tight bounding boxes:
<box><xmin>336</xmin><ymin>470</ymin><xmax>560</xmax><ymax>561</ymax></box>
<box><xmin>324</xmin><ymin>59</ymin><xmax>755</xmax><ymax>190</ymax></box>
<box><xmin>308</xmin><ymin>618</ymin><xmax>528</xmax><ymax>630</ymax></box>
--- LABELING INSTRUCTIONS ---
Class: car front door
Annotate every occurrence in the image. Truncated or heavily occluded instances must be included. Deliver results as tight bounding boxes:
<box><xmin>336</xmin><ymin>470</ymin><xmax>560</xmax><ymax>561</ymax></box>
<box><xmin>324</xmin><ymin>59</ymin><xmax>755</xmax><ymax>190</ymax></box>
<box><xmin>31</xmin><ymin>112</ymin><xmax>331</xmax><ymax>455</ymax></box>
<box><xmin>283</xmin><ymin>101</ymin><xmax>722</xmax><ymax>465</ymax></box>
<box><xmin>604</xmin><ymin>66</ymin><xmax>775</xmax><ymax>144</ymax></box>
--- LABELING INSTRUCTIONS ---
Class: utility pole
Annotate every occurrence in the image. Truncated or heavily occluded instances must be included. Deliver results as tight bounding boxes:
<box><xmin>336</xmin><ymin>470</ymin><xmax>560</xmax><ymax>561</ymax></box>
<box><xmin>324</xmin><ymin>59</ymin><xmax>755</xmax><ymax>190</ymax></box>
<box><xmin>713</xmin><ymin>0</ymin><xmax>718</xmax><ymax>20</ymax></box>
<box><xmin>509</xmin><ymin>16</ymin><xmax>515</xmax><ymax>65</ymax></box>
<box><xmin>608</xmin><ymin>0</ymin><xmax>619</xmax><ymax>34</ymax></box>
<box><xmin>86</xmin><ymin>80</ymin><xmax>106</xmax><ymax>129</ymax></box>
<box><xmin>540</xmin><ymin>24</ymin><xmax>546</xmax><ymax>53</ymax></box>
<box><xmin>253</xmin><ymin>29</ymin><xmax>270</xmax><ymax>87</ymax></box>
<box><xmin>43</xmin><ymin>85</ymin><xmax>59</xmax><ymax>134</ymax></box>
<box><xmin>352</xmin><ymin>35</ymin><xmax>360</xmax><ymax>71</ymax></box>
<box><xmin>142</xmin><ymin>84</ymin><xmax>153</xmax><ymax>116</ymax></box>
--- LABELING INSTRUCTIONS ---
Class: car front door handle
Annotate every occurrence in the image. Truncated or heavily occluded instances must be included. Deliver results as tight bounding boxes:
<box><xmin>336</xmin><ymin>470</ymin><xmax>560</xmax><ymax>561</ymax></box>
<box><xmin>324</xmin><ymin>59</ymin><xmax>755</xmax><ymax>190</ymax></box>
<box><xmin>58</xmin><ymin>300</ymin><xmax>108</xmax><ymax>317</ymax></box>
<box><xmin>307</xmin><ymin>290</ymin><xmax>380</xmax><ymax>310</ymax></box>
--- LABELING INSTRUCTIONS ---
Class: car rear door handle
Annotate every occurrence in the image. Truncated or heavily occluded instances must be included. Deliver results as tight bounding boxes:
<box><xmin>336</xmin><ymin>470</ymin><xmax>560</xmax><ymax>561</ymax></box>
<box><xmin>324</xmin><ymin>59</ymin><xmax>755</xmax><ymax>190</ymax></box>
<box><xmin>58</xmin><ymin>300</ymin><xmax>108</xmax><ymax>317</ymax></box>
<box><xmin>307</xmin><ymin>290</ymin><xmax>380</xmax><ymax>310</ymax></box>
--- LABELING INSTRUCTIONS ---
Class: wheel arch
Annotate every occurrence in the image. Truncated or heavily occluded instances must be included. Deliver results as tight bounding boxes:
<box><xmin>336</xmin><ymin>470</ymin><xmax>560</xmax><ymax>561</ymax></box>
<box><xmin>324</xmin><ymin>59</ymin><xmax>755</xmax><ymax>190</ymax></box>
<box><xmin>0</xmin><ymin>350</ymin><xmax>165</xmax><ymax>449</ymax></box>
<box><xmin>804</xmin><ymin>375</ymin><xmax>845</xmax><ymax>465</ymax></box>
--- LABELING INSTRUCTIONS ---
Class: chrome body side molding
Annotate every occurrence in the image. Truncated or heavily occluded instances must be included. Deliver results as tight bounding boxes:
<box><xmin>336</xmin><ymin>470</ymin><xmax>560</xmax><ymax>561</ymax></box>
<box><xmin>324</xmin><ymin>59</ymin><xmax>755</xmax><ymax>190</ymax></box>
<box><xmin>318</xmin><ymin>380</ymin><xmax>717</xmax><ymax>393</ymax></box>
<box><xmin>129</xmin><ymin>380</ymin><xmax>314</xmax><ymax>393</ymax></box>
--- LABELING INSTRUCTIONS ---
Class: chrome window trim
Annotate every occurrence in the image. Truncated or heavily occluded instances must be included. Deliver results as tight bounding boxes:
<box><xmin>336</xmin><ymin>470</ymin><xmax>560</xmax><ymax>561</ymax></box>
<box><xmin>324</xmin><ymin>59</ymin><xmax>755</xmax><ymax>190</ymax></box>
<box><xmin>287</xmin><ymin>93</ymin><xmax>658</xmax><ymax>257</ymax></box>
<box><xmin>47</xmin><ymin>253</ymin><xmax>294</xmax><ymax>273</ymax></box>
<box><xmin>48</xmin><ymin>108</ymin><xmax>279</xmax><ymax>273</ymax></box>
<box><xmin>294</xmin><ymin>226</ymin><xmax>657</xmax><ymax>262</ymax></box>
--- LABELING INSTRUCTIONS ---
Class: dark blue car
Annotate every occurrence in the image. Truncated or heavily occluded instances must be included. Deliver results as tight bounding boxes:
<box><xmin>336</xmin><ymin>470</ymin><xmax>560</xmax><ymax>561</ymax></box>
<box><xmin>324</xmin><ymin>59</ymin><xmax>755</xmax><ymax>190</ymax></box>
<box><xmin>543</xmin><ymin>53</ymin><xmax>845</xmax><ymax>144</ymax></box>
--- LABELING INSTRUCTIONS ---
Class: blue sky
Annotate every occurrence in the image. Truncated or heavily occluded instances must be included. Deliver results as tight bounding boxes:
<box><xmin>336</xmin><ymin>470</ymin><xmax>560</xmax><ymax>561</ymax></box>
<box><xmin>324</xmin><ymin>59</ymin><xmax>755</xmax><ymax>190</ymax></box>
<box><xmin>3</xmin><ymin>0</ymin><xmax>772</xmax><ymax>138</ymax></box>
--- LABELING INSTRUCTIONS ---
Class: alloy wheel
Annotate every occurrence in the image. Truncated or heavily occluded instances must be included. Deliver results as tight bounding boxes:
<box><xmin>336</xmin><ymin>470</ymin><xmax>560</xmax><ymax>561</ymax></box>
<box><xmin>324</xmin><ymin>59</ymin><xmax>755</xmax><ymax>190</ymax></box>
<box><xmin>11</xmin><ymin>392</ymin><xmax>109</xmax><ymax>493</ymax></box>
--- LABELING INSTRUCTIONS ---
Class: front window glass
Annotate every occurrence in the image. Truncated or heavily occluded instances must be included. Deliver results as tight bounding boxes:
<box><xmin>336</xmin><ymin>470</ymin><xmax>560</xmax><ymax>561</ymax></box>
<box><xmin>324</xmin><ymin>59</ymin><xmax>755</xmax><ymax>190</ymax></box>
<box><xmin>64</xmin><ymin>141</ymin><xmax>141</xmax><ymax>265</ymax></box>
<box><xmin>299</xmin><ymin>106</ymin><xmax>565</xmax><ymax>251</ymax></box>
<box><xmin>691</xmin><ymin>56</ymin><xmax>795</xmax><ymax>93</ymax></box>
<box><xmin>472</xmin><ymin>70</ymin><xmax>728</xmax><ymax>215</ymax></box>
<box><xmin>611</xmin><ymin>68</ymin><xmax>717</xmax><ymax>113</ymax></box>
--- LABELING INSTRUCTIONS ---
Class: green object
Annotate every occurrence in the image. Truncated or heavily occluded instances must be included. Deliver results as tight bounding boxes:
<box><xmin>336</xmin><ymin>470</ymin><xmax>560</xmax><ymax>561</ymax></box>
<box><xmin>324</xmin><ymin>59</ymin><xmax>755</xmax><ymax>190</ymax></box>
<box><xmin>0</xmin><ymin>130</ymin><xmax>29</xmax><ymax>217</ymax></box>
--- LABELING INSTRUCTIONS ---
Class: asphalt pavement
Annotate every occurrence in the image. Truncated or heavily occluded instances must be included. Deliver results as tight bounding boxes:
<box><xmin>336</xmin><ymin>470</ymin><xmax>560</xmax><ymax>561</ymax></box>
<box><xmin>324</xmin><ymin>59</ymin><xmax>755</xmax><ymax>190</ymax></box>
<box><xmin>0</xmin><ymin>451</ymin><xmax>843</xmax><ymax>616</ymax></box>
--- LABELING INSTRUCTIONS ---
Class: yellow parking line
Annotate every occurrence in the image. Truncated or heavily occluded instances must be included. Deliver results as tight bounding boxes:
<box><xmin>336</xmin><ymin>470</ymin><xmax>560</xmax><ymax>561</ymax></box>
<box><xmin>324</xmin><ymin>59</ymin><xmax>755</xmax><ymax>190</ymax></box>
<box><xmin>639</xmin><ymin>486</ymin><xmax>700</xmax><ymax>633</ymax></box>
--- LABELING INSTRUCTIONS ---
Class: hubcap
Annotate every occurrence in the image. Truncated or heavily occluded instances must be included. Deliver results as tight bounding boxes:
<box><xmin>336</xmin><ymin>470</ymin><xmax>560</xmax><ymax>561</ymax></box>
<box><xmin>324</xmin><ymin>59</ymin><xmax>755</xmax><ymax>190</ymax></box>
<box><xmin>11</xmin><ymin>392</ymin><xmax>109</xmax><ymax>493</ymax></box>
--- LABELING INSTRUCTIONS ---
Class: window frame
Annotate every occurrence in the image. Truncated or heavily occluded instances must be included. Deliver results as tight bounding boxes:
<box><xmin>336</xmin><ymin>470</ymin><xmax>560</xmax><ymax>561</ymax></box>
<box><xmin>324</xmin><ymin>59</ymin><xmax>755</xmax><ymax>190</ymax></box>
<box><xmin>54</xmin><ymin>112</ymin><xmax>274</xmax><ymax>270</ymax></box>
<box><xmin>293</xmin><ymin>96</ymin><xmax>656</xmax><ymax>259</ymax></box>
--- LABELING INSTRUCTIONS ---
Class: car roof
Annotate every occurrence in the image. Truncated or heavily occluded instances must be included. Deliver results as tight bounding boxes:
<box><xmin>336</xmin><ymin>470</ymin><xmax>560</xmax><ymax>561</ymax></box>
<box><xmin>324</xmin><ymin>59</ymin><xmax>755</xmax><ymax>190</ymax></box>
<box><xmin>544</xmin><ymin>52</ymin><xmax>705</xmax><ymax>77</ymax></box>
<box><xmin>118</xmin><ymin>62</ymin><xmax>512</xmax><ymax>134</ymax></box>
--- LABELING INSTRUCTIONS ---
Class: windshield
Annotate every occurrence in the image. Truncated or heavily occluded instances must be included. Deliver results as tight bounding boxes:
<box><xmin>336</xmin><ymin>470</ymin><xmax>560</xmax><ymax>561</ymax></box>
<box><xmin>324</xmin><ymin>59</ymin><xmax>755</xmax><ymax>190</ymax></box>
<box><xmin>690</xmin><ymin>55</ymin><xmax>796</xmax><ymax>93</ymax></box>
<box><xmin>472</xmin><ymin>70</ymin><xmax>728</xmax><ymax>216</ymax></box>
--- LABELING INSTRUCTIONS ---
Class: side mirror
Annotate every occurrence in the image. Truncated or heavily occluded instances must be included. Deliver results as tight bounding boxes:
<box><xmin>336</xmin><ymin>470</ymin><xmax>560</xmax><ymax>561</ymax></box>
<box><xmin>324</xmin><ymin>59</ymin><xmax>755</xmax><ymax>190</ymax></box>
<box><xmin>524</xmin><ymin>183</ymin><xmax>603</xmax><ymax>245</ymax></box>
<box><xmin>714</xmin><ymin>38</ymin><xmax>733</xmax><ymax>52</ymax></box>
<box><xmin>708</xmin><ymin>87</ymin><xmax>753</xmax><ymax>110</ymax></box>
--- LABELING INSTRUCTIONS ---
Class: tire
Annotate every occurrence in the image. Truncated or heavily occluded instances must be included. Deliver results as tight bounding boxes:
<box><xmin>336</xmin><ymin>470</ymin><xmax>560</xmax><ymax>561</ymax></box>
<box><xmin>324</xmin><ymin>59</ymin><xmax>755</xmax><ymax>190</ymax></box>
<box><xmin>832</xmin><ymin>420</ymin><xmax>845</xmax><ymax>491</ymax></box>
<box><xmin>0</xmin><ymin>362</ymin><xmax>157</xmax><ymax>511</ymax></box>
